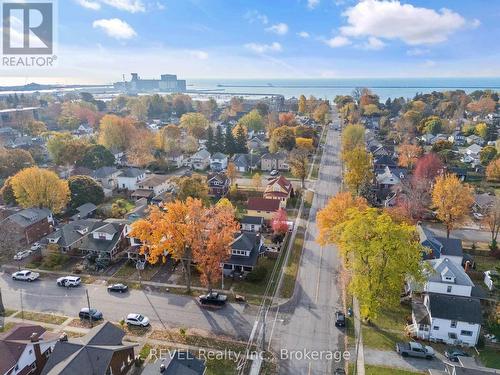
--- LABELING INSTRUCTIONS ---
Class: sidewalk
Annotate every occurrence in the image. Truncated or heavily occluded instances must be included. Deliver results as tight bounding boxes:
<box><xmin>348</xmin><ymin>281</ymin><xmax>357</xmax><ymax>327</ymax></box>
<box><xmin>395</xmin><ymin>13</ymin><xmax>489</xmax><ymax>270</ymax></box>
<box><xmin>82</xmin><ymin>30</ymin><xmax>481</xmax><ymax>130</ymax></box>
<box><xmin>353</xmin><ymin>298</ymin><xmax>365</xmax><ymax>375</ymax></box>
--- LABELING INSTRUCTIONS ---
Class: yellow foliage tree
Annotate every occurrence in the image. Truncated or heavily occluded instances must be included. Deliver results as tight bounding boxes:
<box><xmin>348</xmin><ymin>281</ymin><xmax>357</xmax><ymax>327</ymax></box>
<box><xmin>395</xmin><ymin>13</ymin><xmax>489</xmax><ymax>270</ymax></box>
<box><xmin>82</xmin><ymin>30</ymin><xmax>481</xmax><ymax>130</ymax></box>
<box><xmin>343</xmin><ymin>147</ymin><xmax>373</xmax><ymax>196</ymax></box>
<box><xmin>98</xmin><ymin>115</ymin><xmax>136</xmax><ymax>151</ymax></box>
<box><xmin>398</xmin><ymin>143</ymin><xmax>423</xmax><ymax>169</ymax></box>
<box><xmin>296</xmin><ymin>137</ymin><xmax>314</xmax><ymax>151</ymax></box>
<box><xmin>10</xmin><ymin>167</ymin><xmax>70</xmax><ymax>213</ymax></box>
<box><xmin>486</xmin><ymin>158</ymin><xmax>500</xmax><ymax>182</ymax></box>
<box><xmin>342</xmin><ymin>124</ymin><xmax>365</xmax><ymax>155</ymax></box>
<box><xmin>316</xmin><ymin>192</ymin><xmax>368</xmax><ymax>245</ymax></box>
<box><xmin>432</xmin><ymin>174</ymin><xmax>474</xmax><ymax>238</ymax></box>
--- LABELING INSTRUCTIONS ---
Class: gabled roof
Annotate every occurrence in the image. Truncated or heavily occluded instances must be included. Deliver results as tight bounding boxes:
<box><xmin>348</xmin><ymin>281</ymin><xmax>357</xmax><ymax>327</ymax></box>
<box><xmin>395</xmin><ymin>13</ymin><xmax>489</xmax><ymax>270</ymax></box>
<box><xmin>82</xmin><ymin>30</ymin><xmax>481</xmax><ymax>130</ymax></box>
<box><xmin>71</xmin><ymin>203</ymin><xmax>97</xmax><ymax>220</ymax></box>
<box><xmin>118</xmin><ymin>167</ymin><xmax>145</xmax><ymax>178</ymax></box>
<box><xmin>4</xmin><ymin>208</ymin><xmax>51</xmax><ymax>228</ymax></box>
<box><xmin>207</xmin><ymin>172</ymin><xmax>229</xmax><ymax>185</ymax></box>
<box><xmin>41</xmin><ymin>322</ymin><xmax>137</xmax><ymax>375</ymax></box>
<box><xmin>79</xmin><ymin>222</ymin><xmax>124</xmax><ymax>255</ymax></box>
<box><xmin>142</xmin><ymin>351</ymin><xmax>206</xmax><ymax>375</ymax></box>
<box><xmin>241</xmin><ymin>216</ymin><xmax>264</xmax><ymax>225</ymax></box>
<box><xmin>211</xmin><ymin>152</ymin><xmax>227</xmax><ymax>160</ymax></box>
<box><xmin>92</xmin><ymin>166</ymin><xmax>119</xmax><ymax>179</ymax></box>
<box><xmin>428</xmin><ymin>293</ymin><xmax>482</xmax><ymax>324</ymax></box>
<box><xmin>376</xmin><ymin>166</ymin><xmax>401</xmax><ymax>185</ymax></box>
<box><xmin>261</xmin><ymin>152</ymin><xmax>287</xmax><ymax>161</ymax></box>
<box><xmin>138</xmin><ymin>174</ymin><xmax>169</xmax><ymax>187</ymax></box>
<box><xmin>44</xmin><ymin>219</ymin><xmax>103</xmax><ymax>248</ymax></box>
<box><xmin>427</xmin><ymin>257</ymin><xmax>474</xmax><ymax>287</ymax></box>
<box><xmin>191</xmin><ymin>149</ymin><xmax>211</xmax><ymax>160</ymax></box>
<box><xmin>247</xmin><ymin>197</ymin><xmax>280</xmax><ymax>212</ymax></box>
<box><xmin>266</xmin><ymin>175</ymin><xmax>292</xmax><ymax>193</ymax></box>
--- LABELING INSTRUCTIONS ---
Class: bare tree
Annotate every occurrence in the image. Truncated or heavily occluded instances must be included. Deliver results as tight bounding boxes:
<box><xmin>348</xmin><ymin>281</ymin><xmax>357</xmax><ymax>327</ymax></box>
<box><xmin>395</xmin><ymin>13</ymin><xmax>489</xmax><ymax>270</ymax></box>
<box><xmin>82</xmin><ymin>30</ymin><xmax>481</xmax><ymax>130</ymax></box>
<box><xmin>482</xmin><ymin>196</ymin><xmax>500</xmax><ymax>251</ymax></box>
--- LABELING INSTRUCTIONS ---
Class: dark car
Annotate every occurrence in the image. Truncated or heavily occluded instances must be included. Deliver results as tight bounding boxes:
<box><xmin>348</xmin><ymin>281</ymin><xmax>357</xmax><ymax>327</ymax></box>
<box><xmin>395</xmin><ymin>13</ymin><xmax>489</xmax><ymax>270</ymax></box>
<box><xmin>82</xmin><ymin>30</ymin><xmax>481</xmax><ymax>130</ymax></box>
<box><xmin>444</xmin><ymin>348</ymin><xmax>471</xmax><ymax>362</ymax></box>
<box><xmin>107</xmin><ymin>283</ymin><xmax>128</xmax><ymax>293</ymax></box>
<box><xmin>79</xmin><ymin>308</ymin><xmax>103</xmax><ymax>321</ymax></box>
<box><xmin>199</xmin><ymin>292</ymin><xmax>227</xmax><ymax>306</ymax></box>
<box><xmin>335</xmin><ymin>311</ymin><xmax>346</xmax><ymax>327</ymax></box>
<box><xmin>334</xmin><ymin>369</ymin><xmax>346</xmax><ymax>375</ymax></box>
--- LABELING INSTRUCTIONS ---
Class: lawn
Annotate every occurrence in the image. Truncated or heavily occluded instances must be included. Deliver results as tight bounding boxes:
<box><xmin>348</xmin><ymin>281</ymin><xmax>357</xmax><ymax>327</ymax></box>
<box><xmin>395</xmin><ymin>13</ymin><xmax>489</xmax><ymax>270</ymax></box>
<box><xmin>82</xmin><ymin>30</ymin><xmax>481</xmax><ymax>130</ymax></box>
<box><xmin>205</xmin><ymin>358</ymin><xmax>238</xmax><ymax>375</ymax></box>
<box><xmin>364</xmin><ymin>365</ymin><xmax>422</xmax><ymax>374</ymax></box>
<box><xmin>361</xmin><ymin>304</ymin><xmax>411</xmax><ymax>351</ymax></box>
<box><xmin>280</xmin><ymin>229</ymin><xmax>304</xmax><ymax>299</ymax></box>
<box><xmin>0</xmin><ymin>322</ymin><xmax>15</xmax><ymax>333</ymax></box>
<box><xmin>14</xmin><ymin>311</ymin><xmax>68</xmax><ymax>325</ymax></box>
<box><xmin>473</xmin><ymin>254</ymin><xmax>499</xmax><ymax>273</ymax></box>
<box><xmin>479</xmin><ymin>347</ymin><xmax>500</xmax><ymax>369</ymax></box>
<box><xmin>232</xmin><ymin>257</ymin><xmax>280</xmax><ymax>296</ymax></box>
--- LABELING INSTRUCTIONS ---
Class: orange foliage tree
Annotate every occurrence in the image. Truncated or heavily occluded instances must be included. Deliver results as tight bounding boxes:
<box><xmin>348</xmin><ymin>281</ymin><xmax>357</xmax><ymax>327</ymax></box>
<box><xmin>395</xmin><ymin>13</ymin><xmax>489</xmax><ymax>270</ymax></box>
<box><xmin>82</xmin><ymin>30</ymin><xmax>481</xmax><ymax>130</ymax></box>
<box><xmin>398</xmin><ymin>143</ymin><xmax>423</xmax><ymax>169</ymax></box>
<box><xmin>316</xmin><ymin>192</ymin><xmax>368</xmax><ymax>245</ymax></box>
<box><xmin>486</xmin><ymin>158</ymin><xmax>500</xmax><ymax>182</ymax></box>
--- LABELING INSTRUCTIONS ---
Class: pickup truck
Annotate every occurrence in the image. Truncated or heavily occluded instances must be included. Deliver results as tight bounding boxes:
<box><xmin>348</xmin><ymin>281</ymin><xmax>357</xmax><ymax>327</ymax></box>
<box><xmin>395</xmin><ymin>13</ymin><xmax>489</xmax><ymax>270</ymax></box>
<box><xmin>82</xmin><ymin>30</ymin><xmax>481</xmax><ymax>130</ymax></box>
<box><xmin>396</xmin><ymin>342</ymin><xmax>435</xmax><ymax>359</ymax></box>
<box><xmin>199</xmin><ymin>292</ymin><xmax>227</xmax><ymax>306</ymax></box>
<box><xmin>12</xmin><ymin>270</ymin><xmax>40</xmax><ymax>282</ymax></box>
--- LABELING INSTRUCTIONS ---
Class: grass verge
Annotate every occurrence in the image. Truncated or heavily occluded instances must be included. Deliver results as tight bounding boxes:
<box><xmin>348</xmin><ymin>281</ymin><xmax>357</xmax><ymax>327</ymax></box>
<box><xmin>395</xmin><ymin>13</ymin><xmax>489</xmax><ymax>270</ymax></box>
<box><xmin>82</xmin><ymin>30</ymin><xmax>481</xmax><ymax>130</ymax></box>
<box><xmin>479</xmin><ymin>347</ymin><xmax>500</xmax><ymax>369</ymax></box>
<box><xmin>14</xmin><ymin>311</ymin><xmax>68</xmax><ymax>325</ymax></box>
<box><xmin>280</xmin><ymin>228</ymin><xmax>304</xmax><ymax>299</ymax></box>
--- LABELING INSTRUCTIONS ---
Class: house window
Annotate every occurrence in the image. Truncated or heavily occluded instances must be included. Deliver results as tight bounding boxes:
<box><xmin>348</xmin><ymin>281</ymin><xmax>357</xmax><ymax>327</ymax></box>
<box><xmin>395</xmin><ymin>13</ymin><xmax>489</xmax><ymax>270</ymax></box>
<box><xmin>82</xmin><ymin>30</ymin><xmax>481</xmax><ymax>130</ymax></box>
<box><xmin>460</xmin><ymin>330</ymin><xmax>473</xmax><ymax>337</ymax></box>
<box><xmin>448</xmin><ymin>332</ymin><xmax>457</xmax><ymax>339</ymax></box>
<box><xmin>450</xmin><ymin>321</ymin><xmax>457</xmax><ymax>328</ymax></box>
<box><xmin>29</xmin><ymin>349</ymin><xmax>33</xmax><ymax>354</ymax></box>
<box><xmin>447</xmin><ymin>286</ymin><xmax>452</xmax><ymax>293</ymax></box>
<box><xmin>433</xmin><ymin>326</ymin><xmax>439</xmax><ymax>330</ymax></box>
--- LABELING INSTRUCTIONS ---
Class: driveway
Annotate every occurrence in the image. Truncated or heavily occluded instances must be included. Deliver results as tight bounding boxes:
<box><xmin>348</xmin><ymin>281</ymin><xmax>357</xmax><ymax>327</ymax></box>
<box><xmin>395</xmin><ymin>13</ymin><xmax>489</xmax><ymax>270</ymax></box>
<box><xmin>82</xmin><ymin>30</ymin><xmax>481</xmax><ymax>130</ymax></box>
<box><xmin>364</xmin><ymin>348</ymin><xmax>446</xmax><ymax>372</ymax></box>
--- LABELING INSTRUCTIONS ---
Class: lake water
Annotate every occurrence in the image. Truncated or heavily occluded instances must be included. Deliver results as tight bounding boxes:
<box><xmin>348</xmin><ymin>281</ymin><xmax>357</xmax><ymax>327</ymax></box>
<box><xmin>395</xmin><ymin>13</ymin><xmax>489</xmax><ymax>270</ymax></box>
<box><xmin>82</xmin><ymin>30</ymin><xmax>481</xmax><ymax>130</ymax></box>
<box><xmin>188</xmin><ymin>77</ymin><xmax>500</xmax><ymax>101</ymax></box>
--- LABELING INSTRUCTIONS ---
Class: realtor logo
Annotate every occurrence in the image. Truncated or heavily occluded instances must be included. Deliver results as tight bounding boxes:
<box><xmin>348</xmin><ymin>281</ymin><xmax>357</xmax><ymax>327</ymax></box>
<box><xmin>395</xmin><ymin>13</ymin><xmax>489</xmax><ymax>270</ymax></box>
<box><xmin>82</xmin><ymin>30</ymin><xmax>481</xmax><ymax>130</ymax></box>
<box><xmin>2</xmin><ymin>1</ymin><xmax>53</xmax><ymax>55</ymax></box>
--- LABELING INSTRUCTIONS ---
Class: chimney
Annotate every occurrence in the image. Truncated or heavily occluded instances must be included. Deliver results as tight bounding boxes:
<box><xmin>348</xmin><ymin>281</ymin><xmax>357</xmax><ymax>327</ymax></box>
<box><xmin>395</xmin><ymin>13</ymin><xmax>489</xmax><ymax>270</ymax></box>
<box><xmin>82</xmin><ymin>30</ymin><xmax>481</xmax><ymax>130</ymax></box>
<box><xmin>30</xmin><ymin>332</ymin><xmax>40</xmax><ymax>343</ymax></box>
<box><xmin>160</xmin><ymin>363</ymin><xmax>166</xmax><ymax>373</ymax></box>
<box><xmin>59</xmin><ymin>332</ymin><xmax>68</xmax><ymax>342</ymax></box>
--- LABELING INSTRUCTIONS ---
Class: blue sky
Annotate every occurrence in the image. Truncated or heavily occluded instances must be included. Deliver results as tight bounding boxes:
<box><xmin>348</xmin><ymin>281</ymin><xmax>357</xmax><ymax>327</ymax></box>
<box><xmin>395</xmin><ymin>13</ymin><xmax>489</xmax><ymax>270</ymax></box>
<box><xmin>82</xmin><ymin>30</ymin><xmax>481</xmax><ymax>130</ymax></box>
<box><xmin>2</xmin><ymin>0</ymin><xmax>500</xmax><ymax>84</ymax></box>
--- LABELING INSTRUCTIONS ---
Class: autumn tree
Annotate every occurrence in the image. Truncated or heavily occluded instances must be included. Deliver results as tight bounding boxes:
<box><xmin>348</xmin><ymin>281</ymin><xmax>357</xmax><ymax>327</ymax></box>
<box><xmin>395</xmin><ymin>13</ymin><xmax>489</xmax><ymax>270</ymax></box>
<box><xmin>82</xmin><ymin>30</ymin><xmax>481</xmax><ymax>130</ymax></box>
<box><xmin>47</xmin><ymin>134</ymin><xmax>89</xmax><ymax>166</ymax></box>
<box><xmin>252</xmin><ymin>172</ymin><xmax>262</xmax><ymax>191</ymax></box>
<box><xmin>10</xmin><ymin>167</ymin><xmax>70</xmax><ymax>213</ymax></box>
<box><xmin>395</xmin><ymin>177</ymin><xmax>432</xmax><ymax>222</ymax></box>
<box><xmin>413</xmin><ymin>153</ymin><xmax>444</xmax><ymax>182</ymax></box>
<box><xmin>180</xmin><ymin>112</ymin><xmax>208</xmax><ymax>139</ymax></box>
<box><xmin>341</xmin><ymin>124</ymin><xmax>365</xmax><ymax>155</ymax></box>
<box><xmin>127</xmin><ymin>128</ymin><xmax>156</xmax><ymax>167</ymax></box>
<box><xmin>486</xmin><ymin>158</ymin><xmax>500</xmax><ymax>182</ymax></box>
<box><xmin>467</xmin><ymin>97</ymin><xmax>496</xmax><ymax>117</ymax></box>
<box><xmin>335</xmin><ymin>208</ymin><xmax>424</xmax><ymax>320</ymax></box>
<box><xmin>0</xmin><ymin>148</ymin><xmax>34</xmax><ymax>178</ymax></box>
<box><xmin>296</xmin><ymin>137</ymin><xmax>314</xmax><ymax>152</ymax></box>
<box><xmin>226</xmin><ymin>162</ymin><xmax>237</xmax><ymax>184</ymax></box>
<box><xmin>272</xmin><ymin>208</ymin><xmax>288</xmax><ymax>236</ymax></box>
<box><xmin>98</xmin><ymin>115</ymin><xmax>136</xmax><ymax>151</ymax></box>
<box><xmin>130</xmin><ymin>199</ymin><xmax>205</xmax><ymax>292</ymax></box>
<box><xmin>475</xmin><ymin>123</ymin><xmax>488</xmax><ymax>139</ymax></box>
<box><xmin>298</xmin><ymin>95</ymin><xmax>307</xmax><ymax>114</ymax></box>
<box><xmin>480</xmin><ymin>146</ymin><xmax>497</xmax><ymax>166</ymax></box>
<box><xmin>68</xmin><ymin>175</ymin><xmax>104</xmax><ymax>209</ymax></box>
<box><xmin>270</xmin><ymin>126</ymin><xmax>296</xmax><ymax>152</ymax></box>
<box><xmin>317</xmin><ymin>192</ymin><xmax>368</xmax><ymax>245</ymax></box>
<box><xmin>398</xmin><ymin>143</ymin><xmax>422</xmax><ymax>169</ymax></box>
<box><xmin>289</xmin><ymin>149</ymin><xmax>309</xmax><ymax>188</ymax></box>
<box><xmin>195</xmin><ymin>205</ymin><xmax>239</xmax><ymax>291</ymax></box>
<box><xmin>343</xmin><ymin>147</ymin><xmax>373</xmax><ymax>196</ymax></box>
<box><xmin>482</xmin><ymin>197</ymin><xmax>500</xmax><ymax>250</ymax></box>
<box><xmin>26</xmin><ymin>120</ymin><xmax>47</xmax><ymax>136</ymax></box>
<box><xmin>0</xmin><ymin>177</ymin><xmax>16</xmax><ymax>205</ymax></box>
<box><xmin>174</xmin><ymin>174</ymin><xmax>208</xmax><ymax>202</ymax></box>
<box><xmin>313</xmin><ymin>102</ymin><xmax>330</xmax><ymax>124</ymax></box>
<box><xmin>432</xmin><ymin>174</ymin><xmax>474</xmax><ymax>238</ymax></box>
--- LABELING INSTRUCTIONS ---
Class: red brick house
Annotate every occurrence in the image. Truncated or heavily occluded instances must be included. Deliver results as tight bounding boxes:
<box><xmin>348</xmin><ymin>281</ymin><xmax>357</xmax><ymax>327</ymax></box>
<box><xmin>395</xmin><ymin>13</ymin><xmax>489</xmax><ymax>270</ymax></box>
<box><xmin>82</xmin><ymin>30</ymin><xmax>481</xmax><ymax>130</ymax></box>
<box><xmin>1</xmin><ymin>208</ymin><xmax>53</xmax><ymax>245</ymax></box>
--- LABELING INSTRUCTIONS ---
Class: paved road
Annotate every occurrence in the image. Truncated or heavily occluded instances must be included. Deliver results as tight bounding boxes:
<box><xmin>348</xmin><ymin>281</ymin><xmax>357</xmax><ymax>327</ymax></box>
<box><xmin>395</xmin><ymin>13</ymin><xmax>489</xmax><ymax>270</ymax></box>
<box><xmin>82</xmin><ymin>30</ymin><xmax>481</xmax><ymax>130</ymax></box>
<box><xmin>364</xmin><ymin>348</ymin><xmax>446</xmax><ymax>372</ymax></box>
<box><xmin>425</xmin><ymin>223</ymin><xmax>491</xmax><ymax>243</ymax></box>
<box><xmin>0</xmin><ymin>273</ymin><xmax>255</xmax><ymax>340</ymax></box>
<box><xmin>272</xmin><ymin>115</ymin><xmax>346</xmax><ymax>374</ymax></box>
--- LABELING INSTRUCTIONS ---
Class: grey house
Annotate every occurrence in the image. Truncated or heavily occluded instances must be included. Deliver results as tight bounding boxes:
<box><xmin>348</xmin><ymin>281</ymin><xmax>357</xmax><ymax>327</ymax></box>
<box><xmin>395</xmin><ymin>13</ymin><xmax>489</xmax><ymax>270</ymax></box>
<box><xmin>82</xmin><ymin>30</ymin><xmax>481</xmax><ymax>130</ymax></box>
<box><xmin>223</xmin><ymin>232</ymin><xmax>264</xmax><ymax>274</ymax></box>
<box><xmin>44</xmin><ymin>219</ymin><xmax>103</xmax><ymax>252</ymax></box>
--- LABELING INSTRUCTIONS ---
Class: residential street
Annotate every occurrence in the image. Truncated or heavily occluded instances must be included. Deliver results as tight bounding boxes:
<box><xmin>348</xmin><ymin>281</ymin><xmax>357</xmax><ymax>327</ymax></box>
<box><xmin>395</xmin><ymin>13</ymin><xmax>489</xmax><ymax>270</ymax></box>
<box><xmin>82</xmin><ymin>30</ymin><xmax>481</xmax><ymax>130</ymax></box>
<box><xmin>0</xmin><ymin>273</ymin><xmax>255</xmax><ymax>340</ymax></box>
<box><xmin>272</xmin><ymin>115</ymin><xmax>346</xmax><ymax>375</ymax></box>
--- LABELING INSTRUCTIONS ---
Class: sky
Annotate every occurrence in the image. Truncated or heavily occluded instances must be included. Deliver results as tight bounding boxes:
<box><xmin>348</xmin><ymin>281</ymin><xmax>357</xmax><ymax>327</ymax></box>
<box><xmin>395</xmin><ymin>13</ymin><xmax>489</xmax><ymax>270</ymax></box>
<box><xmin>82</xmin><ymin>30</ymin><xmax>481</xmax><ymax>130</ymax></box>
<box><xmin>1</xmin><ymin>0</ymin><xmax>500</xmax><ymax>85</ymax></box>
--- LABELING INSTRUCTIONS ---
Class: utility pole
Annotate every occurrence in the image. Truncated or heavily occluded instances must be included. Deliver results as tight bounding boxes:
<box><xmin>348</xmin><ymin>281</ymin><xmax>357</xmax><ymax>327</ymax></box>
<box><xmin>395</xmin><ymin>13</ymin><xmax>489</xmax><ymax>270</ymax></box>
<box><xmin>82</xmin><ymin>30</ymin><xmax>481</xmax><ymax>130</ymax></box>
<box><xmin>86</xmin><ymin>289</ymin><xmax>92</xmax><ymax>327</ymax></box>
<box><xmin>20</xmin><ymin>290</ymin><xmax>24</xmax><ymax>320</ymax></box>
<box><xmin>221</xmin><ymin>266</ymin><xmax>224</xmax><ymax>290</ymax></box>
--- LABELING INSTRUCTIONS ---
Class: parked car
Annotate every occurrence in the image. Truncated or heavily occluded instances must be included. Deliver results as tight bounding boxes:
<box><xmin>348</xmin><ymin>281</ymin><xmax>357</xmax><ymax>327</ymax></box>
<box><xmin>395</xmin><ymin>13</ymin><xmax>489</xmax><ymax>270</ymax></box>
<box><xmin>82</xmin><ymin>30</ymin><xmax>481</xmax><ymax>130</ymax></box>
<box><xmin>79</xmin><ymin>308</ymin><xmax>103</xmax><ymax>321</ymax></box>
<box><xmin>335</xmin><ymin>311</ymin><xmax>346</xmax><ymax>327</ymax></box>
<box><xmin>57</xmin><ymin>276</ymin><xmax>81</xmax><ymax>287</ymax></box>
<box><xmin>444</xmin><ymin>348</ymin><xmax>471</xmax><ymax>362</ymax></box>
<box><xmin>125</xmin><ymin>313</ymin><xmax>150</xmax><ymax>327</ymax></box>
<box><xmin>13</xmin><ymin>250</ymin><xmax>32</xmax><ymax>260</ymax></box>
<box><xmin>12</xmin><ymin>270</ymin><xmax>40</xmax><ymax>282</ymax></box>
<box><xmin>107</xmin><ymin>283</ymin><xmax>128</xmax><ymax>293</ymax></box>
<box><xmin>30</xmin><ymin>242</ymin><xmax>42</xmax><ymax>251</ymax></box>
<box><xmin>270</xmin><ymin>169</ymin><xmax>279</xmax><ymax>176</ymax></box>
<box><xmin>396</xmin><ymin>342</ymin><xmax>435</xmax><ymax>359</ymax></box>
<box><xmin>334</xmin><ymin>369</ymin><xmax>346</xmax><ymax>375</ymax></box>
<box><xmin>199</xmin><ymin>292</ymin><xmax>227</xmax><ymax>306</ymax></box>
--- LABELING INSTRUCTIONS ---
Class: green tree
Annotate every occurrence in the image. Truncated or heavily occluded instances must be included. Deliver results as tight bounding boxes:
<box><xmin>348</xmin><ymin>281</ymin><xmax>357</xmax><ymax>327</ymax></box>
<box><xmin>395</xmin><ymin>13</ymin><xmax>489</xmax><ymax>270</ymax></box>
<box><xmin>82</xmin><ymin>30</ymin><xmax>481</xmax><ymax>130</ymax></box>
<box><xmin>238</xmin><ymin>109</ymin><xmax>264</xmax><ymax>132</ymax></box>
<box><xmin>47</xmin><ymin>134</ymin><xmax>89</xmax><ymax>166</ymax></box>
<box><xmin>68</xmin><ymin>175</ymin><xmax>105</xmax><ymax>209</ymax></box>
<box><xmin>342</xmin><ymin>124</ymin><xmax>365</xmax><ymax>154</ymax></box>
<box><xmin>0</xmin><ymin>176</ymin><xmax>16</xmax><ymax>205</ymax></box>
<box><xmin>206</xmin><ymin>126</ymin><xmax>216</xmax><ymax>154</ymax></box>
<box><xmin>480</xmin><ymin>146</ymin><xmax>498</xmax><ymax>166</ymax></box>
<box><xmin>180</xmin><ymin>112</ymin><xmax>208</xmax><ymax>139</ymax></box>
<box><xmin>335</xmin><ymin>208</ymin><xmax>424</xmax><ymax>320</ymax></box>
<box><xmin>224</xmin><ymin>124</ymin><xmax>237</xmax><ymax>155</ymax></box>
<box><xmin>343</xmin><ymin>147</ymin><xmax>373</xmax><ymax>196</ymax></box>
<box><xmin>421</xmin><ymin>116</ymin><xmax>443</xmax><ymax>135</ymax></box>
<box><xmin>215</xmin><ymin>126</ymin><xmax>224</xmax><ymax>153</ymax></box>
<box><xmin>235</xmin><ymin>124</ymin><xmax>248</xmax><ymax>153</ymax></box>
<box><xmin>0</xmin><ymin>148</ymin><xmax>34</xmax><ymax>178</ymax></box>
<box><xmin>77</xmin><ymin>144</ymin><xmax>115</xmax><ymax>169</ymax></box>
<box><xmin>174</xmin><ymin>174</ymin><xmax>209</xmax><ymax>202</ymax></box>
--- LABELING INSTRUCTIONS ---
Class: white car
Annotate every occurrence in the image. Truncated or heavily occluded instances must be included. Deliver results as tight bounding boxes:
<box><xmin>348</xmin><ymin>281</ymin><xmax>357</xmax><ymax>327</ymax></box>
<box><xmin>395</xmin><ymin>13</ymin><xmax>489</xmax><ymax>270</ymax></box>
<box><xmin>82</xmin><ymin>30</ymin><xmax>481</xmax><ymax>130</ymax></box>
<box><xmin>125</xmin><ymin>313</ymin><xmax>150</xmax><ymax>327</ymax></box>
<box><xmin>30</xmin><ymin>242</ymin><xmax>42</xmax><ymax>251</ymax></box>
<box><xmin>57</xmin><ymin>276</ymin><xmax>81</xmax><ymax>287</ymax></box>
<box><xmin>12</xmin><ymin>270</ymin><xmax>40</xmax><ymax>282</ymax></box>
<box><xmin>270</xmin><ymin>169</ymin><xmax>279</xmax><ymax>176</ymax></box>
<box><xmin>13</xmin><ymin>250</ymin><xmax>32</xmax><ymax>260</ymax></box>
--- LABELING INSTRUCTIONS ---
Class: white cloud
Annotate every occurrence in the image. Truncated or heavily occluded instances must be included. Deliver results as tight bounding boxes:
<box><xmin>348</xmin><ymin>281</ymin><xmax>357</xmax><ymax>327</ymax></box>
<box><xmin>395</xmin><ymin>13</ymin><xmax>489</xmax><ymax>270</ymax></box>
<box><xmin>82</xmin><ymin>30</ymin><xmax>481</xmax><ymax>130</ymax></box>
<box><xmin>189</xmin><ymin>50</ymin><xmax>209</xmax><ymax>60</ymax></box>
<box><xmin>340</xmin><ymin>0</ymin><xmax>470</xmax><ymax>45</ymax></box>
<box><xmin>363</xmin><ymin>36</ymin><xmax>385</xmax><ymax>50</ymax></box>
<box><xmin>244</xmin><ymin>42</ymin><xmax>283</xmax><ymax>54</ymax></box>
<box><xmin>307</xmin><ymin>0</ymin><xmax>320</xmax><ymax>9</ymax></box>
<box><xmin>244</xmin><ymin>10</ymin><xmax>268</xmax><ymax>25</ymax></box>
<box><xmin>297</xmin><ymin>31</ymin><xmax>310</xmax><ymax>38</ymax></box>
<box><xmin>155</xmin><ymin>1</ymin><xmax>166</xmax><ymax>11</ymax></box>
<box><xmin>407</xmin><ymin>48</ymin><xmax>430</xmax><ymax>56</ymax></box>
<box><xmin>324</xmin><ymin>36</ymin><xmax>351</xmax><ymax>48</ymax></box>
<box><xmin>266</xmin><ymin>23</ymin><xmax>289</xmax><ymax>35</ymax></box>
<box><xmin>100</xmin><ymin>0</ymin><xmax>145</xmax><ymax>13</ymax></box>
<box><xmin>423</xmin><ymin>60</ymin><xmax>436</xmax><ymax>68</ymax></box>
<box><xmin>93</xmin><ymin>18</ymin><xmax>137</xmax><ymax>39</ymax></box>
<box><xmin>75</xmin><ymin>0</ymin><xmax>101</xmax><ymax>10</ymax></box>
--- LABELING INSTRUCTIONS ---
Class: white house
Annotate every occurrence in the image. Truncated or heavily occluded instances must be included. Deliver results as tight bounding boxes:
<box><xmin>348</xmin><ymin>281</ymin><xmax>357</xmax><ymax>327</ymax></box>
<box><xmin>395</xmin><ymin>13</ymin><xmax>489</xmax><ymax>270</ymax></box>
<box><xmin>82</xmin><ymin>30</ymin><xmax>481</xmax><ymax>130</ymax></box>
<box><xmin>136</xmin><ymin>174</ymin><xmax>171</xmax><ymax>196</ymax></box>
<box><xmin>210</xmin><ymin>152</ymin><xmax>228</xmax><ymax>171</ymax></box>
<box><xmin>466</xmin><ymin>144</ymin><xmax>483</xmax><ymax>158</ymax></box>
<box><xmin>240</xmin><ymin>216</ymin><xmax>264</xmax><ymax>232</ymax></box>
<box><xmin>189</xmin><ymin>149</ymin><xmax>211</xmax><ymax>170</ymax></box>
<box><xmin>410</xmin><ymin>293</ymin><xmax>482</xmax><ymax>347</ymax></box>
<box><xmin>376</xmin><ymin>166</ymin><xmax>401</xmax><ymax>189</ymax></box>
<box><xmin>116</xmin><ymin>168</ymin><xmax>146</xmax><ymax>190</ymax></box>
